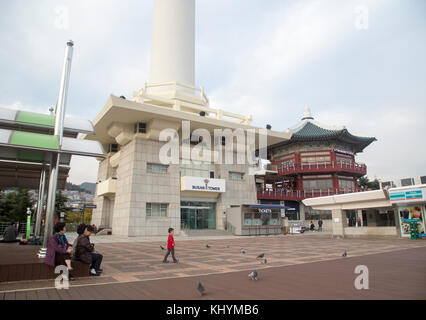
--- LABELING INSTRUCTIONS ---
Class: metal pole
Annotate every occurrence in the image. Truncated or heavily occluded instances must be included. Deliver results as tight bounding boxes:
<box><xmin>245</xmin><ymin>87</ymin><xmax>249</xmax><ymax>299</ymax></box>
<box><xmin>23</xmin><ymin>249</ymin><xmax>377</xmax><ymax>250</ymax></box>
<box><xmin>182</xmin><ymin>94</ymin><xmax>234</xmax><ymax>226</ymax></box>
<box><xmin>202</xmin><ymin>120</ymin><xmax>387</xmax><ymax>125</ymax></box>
<box><xmin>34</xmin><ymin>167</ymin><xmax>46</xmax><ymax>237</ymax></box>
<box><xmin>39</xmin><ymin>40</ymin><xmax>74</xmax><ymax>256</ymax></box>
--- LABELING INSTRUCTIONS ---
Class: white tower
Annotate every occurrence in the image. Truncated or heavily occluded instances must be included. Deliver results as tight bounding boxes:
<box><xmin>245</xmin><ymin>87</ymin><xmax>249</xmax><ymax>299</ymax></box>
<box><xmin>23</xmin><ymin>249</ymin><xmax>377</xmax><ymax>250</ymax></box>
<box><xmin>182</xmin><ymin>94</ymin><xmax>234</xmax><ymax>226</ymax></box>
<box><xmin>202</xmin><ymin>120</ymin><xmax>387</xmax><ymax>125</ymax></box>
<box><xmin>150</xmin><ymin>0</ymin><xmax>195</xmax><ymax>88</ymax></box>
<box><xmin>133</xmin><ymin>0</ymin><xmax>252</xmax><ymax>124</ymax></box>
<box><xmin>149</xmin><ymin>0</ymin><xmax>195</xmax><ymax>96</ymax></box>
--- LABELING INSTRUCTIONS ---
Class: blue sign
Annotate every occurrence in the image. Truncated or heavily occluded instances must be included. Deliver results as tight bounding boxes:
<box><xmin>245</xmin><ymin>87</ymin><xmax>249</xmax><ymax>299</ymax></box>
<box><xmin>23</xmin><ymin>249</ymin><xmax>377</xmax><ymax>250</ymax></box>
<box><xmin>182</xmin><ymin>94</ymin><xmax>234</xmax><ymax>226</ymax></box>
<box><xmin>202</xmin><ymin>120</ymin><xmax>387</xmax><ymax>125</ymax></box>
<box><xmin>390</xmin><ymin>190</ymin><xmax>423</xmax><ymax>202</ymax></box>
<box><xmin>404</xmin><ymin>219</ymin><xmax>421</xmax><ymax>223</ymax></box>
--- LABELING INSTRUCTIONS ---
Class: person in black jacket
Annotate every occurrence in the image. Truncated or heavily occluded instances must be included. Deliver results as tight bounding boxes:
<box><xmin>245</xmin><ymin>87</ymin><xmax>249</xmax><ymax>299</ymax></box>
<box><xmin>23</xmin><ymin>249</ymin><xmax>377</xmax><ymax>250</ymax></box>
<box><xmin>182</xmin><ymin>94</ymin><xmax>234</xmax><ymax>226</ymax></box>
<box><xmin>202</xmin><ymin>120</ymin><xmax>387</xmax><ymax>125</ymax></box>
<box><xmin>318</xmin><ymin>219</ymin><xmax>323</xmax><ymax>232</ymax></box>
<box><xmin>75</xmin><ymin>225</ymin><xmax>103</xmax><ymax>276</ymax></box>
<box><xmin>1</xmin><ymin>222</ymin><xmax>19</xmax><ymax>242</ymax></box>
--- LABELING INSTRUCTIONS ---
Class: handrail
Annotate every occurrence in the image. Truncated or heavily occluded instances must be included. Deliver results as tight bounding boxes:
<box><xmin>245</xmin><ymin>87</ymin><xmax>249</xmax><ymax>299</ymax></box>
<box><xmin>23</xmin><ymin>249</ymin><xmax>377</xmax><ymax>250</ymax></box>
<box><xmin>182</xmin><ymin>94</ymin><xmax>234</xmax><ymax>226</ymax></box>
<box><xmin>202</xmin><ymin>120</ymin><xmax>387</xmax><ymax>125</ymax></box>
<box><xmin>273</xmin><ymin>161</ymin><xmax>367</xmax><ymax>174</ymax></box>
<box><xmin>257</xmin><ymin>188</ymin><xmax>363</xmax><ymax>200</ymax></box>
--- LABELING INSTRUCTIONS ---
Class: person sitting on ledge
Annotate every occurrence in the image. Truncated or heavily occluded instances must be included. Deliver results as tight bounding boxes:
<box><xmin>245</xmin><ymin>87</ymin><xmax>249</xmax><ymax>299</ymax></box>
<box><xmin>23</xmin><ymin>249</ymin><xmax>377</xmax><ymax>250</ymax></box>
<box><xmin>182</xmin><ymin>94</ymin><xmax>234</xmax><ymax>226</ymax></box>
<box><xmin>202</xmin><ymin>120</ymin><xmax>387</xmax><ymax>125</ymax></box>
<box><xmin>75</xmin><ymin>225</ymin><xmax>103</xmax><ymax>276</ymax></box>
<box><xmin>19</xmin><ymin>235</ymin><xmax>43</xmax><ymax>245</ymax></box>
<box><xmin>72</xmin><ymin>223</ymin><xmax>86</xmax><ymax>256</ymax></box>
<box><xmin>0</xmin><ymin>222</ymin><xmax>20</xmax><ymax>243</ymax></box>
<box><xmin>45</xmin><ymin>222</ymin><xmax>73</xmax><ymax>273</ymax></box>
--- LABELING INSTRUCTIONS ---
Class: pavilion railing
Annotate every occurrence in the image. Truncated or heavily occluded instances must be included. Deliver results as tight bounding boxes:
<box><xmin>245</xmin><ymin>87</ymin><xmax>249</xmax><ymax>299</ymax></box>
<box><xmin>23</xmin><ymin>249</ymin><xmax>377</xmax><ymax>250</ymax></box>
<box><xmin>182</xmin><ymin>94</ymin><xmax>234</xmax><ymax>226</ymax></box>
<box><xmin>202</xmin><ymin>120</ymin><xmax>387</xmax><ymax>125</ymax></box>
<box><xmin>271</xmin><ymin>161</ymin><xmax>367</xmax><ymax>175</ymax></box>
<box><xmin>257</xmin><ymin>188</ymin><xmax>362</xmax><ymax>201</ymax></box>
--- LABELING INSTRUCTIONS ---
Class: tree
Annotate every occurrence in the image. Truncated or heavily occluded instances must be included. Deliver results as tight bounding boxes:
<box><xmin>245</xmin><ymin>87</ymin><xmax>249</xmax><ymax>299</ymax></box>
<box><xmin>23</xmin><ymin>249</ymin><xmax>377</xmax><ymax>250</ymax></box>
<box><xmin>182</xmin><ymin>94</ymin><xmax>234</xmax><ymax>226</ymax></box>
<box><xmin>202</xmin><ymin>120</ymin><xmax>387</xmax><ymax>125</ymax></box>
<box><xmin>55</xmin><ymin>191</ymin><xmax>69</xmax><ymax>214</ymax></box>
<box><xmin>358</xmin><ymin>176</ymin><xmax>369</xmax><ymax>189</ymax></box>
<box><xmin>368</xmin><ymin>179</ymin><xmax>380</xmax><ymax>190</ymax></box>
<box><xmin>357</xmin><ymin>176</ymin><xmax>380</xmax><ymax>190</ymax></box>
<box><xmin>0</xmin><ymin>189</ymin><xmax>34</xmax><ymax>222</ymax></box>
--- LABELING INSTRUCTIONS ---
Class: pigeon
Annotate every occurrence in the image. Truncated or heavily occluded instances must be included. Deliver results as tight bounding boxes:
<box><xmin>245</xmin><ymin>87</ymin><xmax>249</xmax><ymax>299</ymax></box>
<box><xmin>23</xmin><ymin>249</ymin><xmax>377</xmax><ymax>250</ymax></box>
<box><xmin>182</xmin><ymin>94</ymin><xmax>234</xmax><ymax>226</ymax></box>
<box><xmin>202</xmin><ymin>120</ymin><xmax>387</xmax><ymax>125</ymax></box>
<box><xmin>257</xmin><ymin>253</ymin><xmax>265</xmax><ymax>259</ymax></box>
<box><xmin>160</xmin><ymin>245</ymin><xmax>165</xmax><ymax>251</ymax></box>
<box><xmin>241</xmin><ymin>248</ymin><xmax>246</xmax><ymax>254</ymax></box>
<box><xmin>226</xmin><ymin>245</ymin><xmax>230</xmax><ymax>248</ymax></box>
<box><xmin>261</xmin><ymin>259</ymin><xmax>267</xmax><ymax>264</ymax></box>
<box><xmin>342</xmin><ymin>251</ymin><xmax>347</xmax><ymax>257</ymax></box>
<box><xmin>197</xmin><ymin>282</ymin><xmax>206</xmax><ymax>296</ymax></box>
<box><xmin>248</xmin><ymin>270</ymin><xmax>258</xmax><ymax>281</ymax></box>
<box><xmin>206</xmin><ymin>244</ymin><xmax>211</xmax><ymax>249</ymax></box>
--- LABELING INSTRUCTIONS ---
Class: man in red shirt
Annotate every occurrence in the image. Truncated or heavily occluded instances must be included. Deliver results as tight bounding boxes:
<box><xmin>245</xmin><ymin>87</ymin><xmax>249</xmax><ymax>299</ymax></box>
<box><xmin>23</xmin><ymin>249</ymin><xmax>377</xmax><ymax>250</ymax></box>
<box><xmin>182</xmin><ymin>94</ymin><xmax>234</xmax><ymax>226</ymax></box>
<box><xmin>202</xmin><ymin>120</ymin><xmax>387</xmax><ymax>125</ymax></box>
<box><xmin>163</xmin><ymin>228</ymin><xmax>179</xmax><ymax>263</ymax></box>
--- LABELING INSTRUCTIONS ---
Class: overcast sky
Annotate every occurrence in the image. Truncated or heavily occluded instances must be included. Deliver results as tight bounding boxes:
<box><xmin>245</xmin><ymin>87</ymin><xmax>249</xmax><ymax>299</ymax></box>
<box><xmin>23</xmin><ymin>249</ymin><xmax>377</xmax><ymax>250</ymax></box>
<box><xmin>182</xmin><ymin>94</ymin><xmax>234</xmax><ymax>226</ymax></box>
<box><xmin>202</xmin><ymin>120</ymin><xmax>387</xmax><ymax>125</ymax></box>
<box><xmin>1</xmin><ymin>0</ymin><xmax>425</xmax><ymax>185</ymax></box>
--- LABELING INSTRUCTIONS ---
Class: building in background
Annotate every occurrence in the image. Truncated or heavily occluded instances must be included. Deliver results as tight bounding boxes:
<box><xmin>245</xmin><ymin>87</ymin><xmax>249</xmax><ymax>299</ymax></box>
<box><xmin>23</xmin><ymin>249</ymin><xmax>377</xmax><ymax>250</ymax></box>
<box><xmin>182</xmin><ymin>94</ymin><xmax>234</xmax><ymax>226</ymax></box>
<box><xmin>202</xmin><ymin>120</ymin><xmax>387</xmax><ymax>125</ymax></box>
<box><xmin>303</xmin><ymin>183</ymin><xmax>426</xmax><ymax>238</ymax></box>
<box><xmin>84</xmin><ymin>0</ymin><xmax>290</xmax><ymax>237</ymax></box>
<box><xmin>399</xmin><ymin>177</ymin><xmax>416</xmax><ymax>187</ymax></box>
<box><xmin>256</xmin><ymin>107</ymin><xmax>376</xmax><ymax>231</ymax></box>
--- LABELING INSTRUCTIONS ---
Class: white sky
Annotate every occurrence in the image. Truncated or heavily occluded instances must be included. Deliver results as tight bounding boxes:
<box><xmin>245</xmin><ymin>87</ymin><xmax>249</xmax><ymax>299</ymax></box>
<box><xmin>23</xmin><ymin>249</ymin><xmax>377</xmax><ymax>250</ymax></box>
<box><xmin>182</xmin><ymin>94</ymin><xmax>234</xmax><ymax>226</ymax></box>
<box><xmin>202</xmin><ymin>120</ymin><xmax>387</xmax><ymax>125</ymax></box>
<box><xmin>1</xmin><ymin>0</ymin><xmax>425</xmax><ymax>184</ymax></box>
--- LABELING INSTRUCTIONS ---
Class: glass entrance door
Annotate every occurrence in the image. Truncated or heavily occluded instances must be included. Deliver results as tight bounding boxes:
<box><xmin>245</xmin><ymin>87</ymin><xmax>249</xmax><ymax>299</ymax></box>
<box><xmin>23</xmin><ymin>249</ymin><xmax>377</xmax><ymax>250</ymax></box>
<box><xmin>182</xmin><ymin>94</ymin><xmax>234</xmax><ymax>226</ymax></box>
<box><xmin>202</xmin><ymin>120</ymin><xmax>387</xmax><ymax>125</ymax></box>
<box><xmin>181</xmin><ymin>202</ymin><xmax>216</xmax><ymax>230</ymax></box>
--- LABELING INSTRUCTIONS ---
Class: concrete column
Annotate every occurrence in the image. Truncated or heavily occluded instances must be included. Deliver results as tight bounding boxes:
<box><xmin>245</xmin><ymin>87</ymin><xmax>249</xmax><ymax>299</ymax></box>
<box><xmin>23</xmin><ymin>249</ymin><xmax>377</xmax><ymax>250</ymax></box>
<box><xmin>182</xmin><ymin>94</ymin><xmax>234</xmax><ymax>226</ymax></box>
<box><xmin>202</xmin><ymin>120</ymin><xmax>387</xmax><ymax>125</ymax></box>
<box><xmin>357</xmin><ymin>209</ymin><xmax>363</xmax><ymax>227</ymax></box>
<box><xmin>331</xmin><ymin>209</ymin><xmax>346</xmax><ymax>238</ymax></box>
<box><xmin>299</xmin><ymin>202</ymin><xmax>306</xmax><ymax>221</ymax></box>
<box><xmin>150</xmin><ymin>0</ymin><xmax>195</xmax><ymax>91</ymax></box>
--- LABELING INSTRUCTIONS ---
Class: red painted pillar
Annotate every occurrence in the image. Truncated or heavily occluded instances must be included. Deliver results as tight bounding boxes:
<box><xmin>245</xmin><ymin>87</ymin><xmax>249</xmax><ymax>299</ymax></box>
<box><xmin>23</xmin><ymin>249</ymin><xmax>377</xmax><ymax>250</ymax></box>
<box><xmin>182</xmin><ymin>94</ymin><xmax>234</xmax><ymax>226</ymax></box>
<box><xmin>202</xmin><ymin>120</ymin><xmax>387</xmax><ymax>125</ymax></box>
<box><xmin>296</xmin><ymin>175</ymin><xmax>303</xmax><ymax>191</ymax></box>
<box><xmin>332</xmin><ymin>174</ymin><xmax>339</xmax><ymax>193</ymax></box>
<box><xmin>295</xmin><ymin>152</ymin><xmax>301</xmax><ymax>166</ymax></box>
<box><xmin>330</xmin><ymin>151</ymin><xmax>336</xmax><ymax>164</ymax></box>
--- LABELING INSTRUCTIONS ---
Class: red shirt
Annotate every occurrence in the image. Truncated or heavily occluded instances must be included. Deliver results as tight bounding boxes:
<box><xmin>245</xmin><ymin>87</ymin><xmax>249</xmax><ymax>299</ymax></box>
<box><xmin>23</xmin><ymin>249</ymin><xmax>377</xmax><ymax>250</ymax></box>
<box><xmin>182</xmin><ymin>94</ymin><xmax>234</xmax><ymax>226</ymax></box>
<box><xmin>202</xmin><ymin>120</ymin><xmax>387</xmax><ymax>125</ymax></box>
<box><xmin>167</xmin><ymin>234</ymin><xmax>175</xmax><ymax>249</ymax></box>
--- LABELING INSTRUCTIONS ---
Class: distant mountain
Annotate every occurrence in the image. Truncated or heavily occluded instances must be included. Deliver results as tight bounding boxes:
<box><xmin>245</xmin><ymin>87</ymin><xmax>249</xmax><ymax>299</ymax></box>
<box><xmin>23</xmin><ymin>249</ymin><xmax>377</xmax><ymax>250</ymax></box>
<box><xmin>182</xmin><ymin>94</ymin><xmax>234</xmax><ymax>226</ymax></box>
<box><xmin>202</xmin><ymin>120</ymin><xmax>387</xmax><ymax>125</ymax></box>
<box><xmin>80</xmin><ymin>182</ymin><xmax>96</xmax><ymax>195</ymax></box>
<box><xmin>66</xmin><ymin>182</ymin><xmax>94</xmax><ymax>195</ymax></box>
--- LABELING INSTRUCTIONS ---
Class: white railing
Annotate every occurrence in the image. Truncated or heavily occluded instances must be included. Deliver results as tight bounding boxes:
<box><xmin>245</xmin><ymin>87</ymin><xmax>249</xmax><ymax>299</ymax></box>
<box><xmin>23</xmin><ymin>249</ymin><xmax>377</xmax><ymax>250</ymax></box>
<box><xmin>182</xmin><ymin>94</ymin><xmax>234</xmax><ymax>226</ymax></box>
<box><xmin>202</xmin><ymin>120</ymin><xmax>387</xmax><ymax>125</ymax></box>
<box><xmin>133</xmin><ymin>81</ymin><xmax>253</xmax><ymax>125</ymax></box>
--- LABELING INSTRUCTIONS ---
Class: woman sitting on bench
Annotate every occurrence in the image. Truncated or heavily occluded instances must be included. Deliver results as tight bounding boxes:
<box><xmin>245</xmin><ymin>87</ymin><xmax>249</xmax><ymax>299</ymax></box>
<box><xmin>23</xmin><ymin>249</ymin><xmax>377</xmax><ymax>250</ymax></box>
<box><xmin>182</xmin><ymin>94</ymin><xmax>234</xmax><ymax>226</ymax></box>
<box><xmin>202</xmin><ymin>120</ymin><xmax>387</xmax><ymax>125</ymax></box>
<box><xmin>45</xmin><ymin>222</ymin><xmax>73</xmax><ymax>272</ymax></box>
<box><xmin>75</xmin><ymin>225</ymin><xmax>103</xmax><ymax>276</ymax></box>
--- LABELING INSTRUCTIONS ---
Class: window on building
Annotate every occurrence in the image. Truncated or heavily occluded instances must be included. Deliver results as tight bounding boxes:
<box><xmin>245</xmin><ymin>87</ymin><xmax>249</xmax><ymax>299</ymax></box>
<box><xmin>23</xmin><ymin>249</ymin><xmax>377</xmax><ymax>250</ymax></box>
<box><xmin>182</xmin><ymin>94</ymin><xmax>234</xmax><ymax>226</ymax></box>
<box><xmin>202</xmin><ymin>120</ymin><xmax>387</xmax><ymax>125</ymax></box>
<box><xmin>336</xmin><ymin>155</ymin><xmax>353</xmax><ymax>164</ymax></box>
<box><xmin>134</xmin><ymin>122</ymin><xmax>147</xmax><ymax>134</ymax></box>
<box><xmin>180</xmin><ymin>163</ymin><xmax>214</xmax><ymax>178</ymax></box>
<box><xmin>376</xmin><ymin>210</ymin><xmax>396</xmax><ymax>227</ymax></box>
<box><xmin>338</xmin><ymin>179</ymin><xmax>355</xmax><ymax>190</ymax></box>
<box><xmin>243</xmin><ymin>212</ymin><xmax>252</xmax><ymax>226</ymax></box>
<box><xmin>305</xmin><ymin>208</ymin><xmax>332</xmax><ymax>220</ymax></box>
<box><xmin>252</xmin><ymin>212</ymin><xmax>262</xmax><ymax>226</ymax></box>
<box><xmin>147</xmin><ymin>163</ymin><xmax>168</xmax><ymax>174</ymax></box>
<box><xmin>301</xmin><ymin>156</ymin><xmax>331</xmax><ymax>164</ymax></box>
<box><xmin>345</xmin><ymin>210</ymin><xmax>358</xmax><ymax>227</ymax></box>
<box><xmin>146</xmin><ymin>203</ymin><xmax>168</xmax><ymax>218</ymax></box>
<box><xmin>229</xmin><ymin>172</ymin><xmax>244</xmax><ymax>181</ymax></box>
<box><xmin>269</xmin><ymin>212</ymin><xmax>279</xmax><ymax>225</ymax></box>
<box><xmin>303</xmin><ymin>179</ymin><xmax>333</xmax><ymax>191</ymax></box>
<box><xmin>108</xmin><ymin>144</ymin><xmax>119</xmax><ymax>153</ymax></box>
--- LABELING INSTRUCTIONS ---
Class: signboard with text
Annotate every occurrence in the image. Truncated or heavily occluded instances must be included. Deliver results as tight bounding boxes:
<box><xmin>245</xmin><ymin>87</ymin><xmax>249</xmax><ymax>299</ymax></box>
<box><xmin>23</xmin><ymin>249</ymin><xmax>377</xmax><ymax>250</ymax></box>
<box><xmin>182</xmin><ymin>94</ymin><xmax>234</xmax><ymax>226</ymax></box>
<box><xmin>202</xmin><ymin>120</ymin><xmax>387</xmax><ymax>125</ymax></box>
<box><xmin>181</xmin><ymin>176</ymin><xmax>226</xmax><ymax>193</ymax></box>
<box><xmin>389</xmin><ymin>186</ymin><xmax>425</xmax><ymax>204</ymax></box>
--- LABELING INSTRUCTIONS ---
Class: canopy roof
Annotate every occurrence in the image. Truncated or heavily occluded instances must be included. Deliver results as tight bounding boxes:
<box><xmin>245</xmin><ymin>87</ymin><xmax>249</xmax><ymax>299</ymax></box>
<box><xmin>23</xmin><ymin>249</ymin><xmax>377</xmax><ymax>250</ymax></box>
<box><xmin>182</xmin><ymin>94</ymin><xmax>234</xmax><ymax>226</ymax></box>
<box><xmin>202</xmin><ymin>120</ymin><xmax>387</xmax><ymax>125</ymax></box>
<box><xmin>0</xmin><ymin>107</ymin><xmax>95</xmax><ymax>135</ymax></box>
<box><xmin>0</xmin><ymin>107</ymin><xmax>105</xmax><ymax>190</ymax></box>
<box><xmin>0</xmin><ymin>129</ymin><xmax>105</xmax><ymax>158</ymax></box>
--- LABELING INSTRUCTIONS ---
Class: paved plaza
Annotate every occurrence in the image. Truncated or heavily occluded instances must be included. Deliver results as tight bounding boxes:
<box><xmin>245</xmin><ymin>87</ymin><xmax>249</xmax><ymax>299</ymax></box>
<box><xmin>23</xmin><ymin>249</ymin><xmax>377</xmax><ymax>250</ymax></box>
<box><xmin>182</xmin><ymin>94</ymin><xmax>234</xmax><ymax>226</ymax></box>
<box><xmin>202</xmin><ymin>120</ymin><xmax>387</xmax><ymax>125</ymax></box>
<box><xmin>1</xmin><ymin>234</ymin><xmax>425</xmax><ymax>299</ymax></box>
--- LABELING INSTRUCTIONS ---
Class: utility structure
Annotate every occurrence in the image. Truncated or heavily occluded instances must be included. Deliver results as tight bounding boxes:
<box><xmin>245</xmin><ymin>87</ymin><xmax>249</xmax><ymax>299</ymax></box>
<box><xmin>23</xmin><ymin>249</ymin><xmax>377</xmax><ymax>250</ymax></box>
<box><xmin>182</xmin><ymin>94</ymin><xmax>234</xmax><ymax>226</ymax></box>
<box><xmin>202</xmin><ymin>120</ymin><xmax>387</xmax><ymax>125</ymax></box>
<box><xmin>0</xmin><ymin>41</ymin><xmax>105</xmax><ymax>256</ymax></box>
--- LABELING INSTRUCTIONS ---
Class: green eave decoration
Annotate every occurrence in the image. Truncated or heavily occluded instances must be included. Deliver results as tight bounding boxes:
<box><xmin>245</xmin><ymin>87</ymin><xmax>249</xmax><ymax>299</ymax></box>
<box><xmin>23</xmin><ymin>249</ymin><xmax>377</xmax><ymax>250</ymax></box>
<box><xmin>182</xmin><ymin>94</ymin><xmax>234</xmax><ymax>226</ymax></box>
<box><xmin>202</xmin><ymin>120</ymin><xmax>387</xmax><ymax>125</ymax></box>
<box><xmin>11</xmin><ymin>131</ymin><xmax>59</xmax><ymax>150</ymax></box>
<box><xmin>16</xmin><ymin>111</ymin><xmax>55</xmax><ymax>127</ymax></box>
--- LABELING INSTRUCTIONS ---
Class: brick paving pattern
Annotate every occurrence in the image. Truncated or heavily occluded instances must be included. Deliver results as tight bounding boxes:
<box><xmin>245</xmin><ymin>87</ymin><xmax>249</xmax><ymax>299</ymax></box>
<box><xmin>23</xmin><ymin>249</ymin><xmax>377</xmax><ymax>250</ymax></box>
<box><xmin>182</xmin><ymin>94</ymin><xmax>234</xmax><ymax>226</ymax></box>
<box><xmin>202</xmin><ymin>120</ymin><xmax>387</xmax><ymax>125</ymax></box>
<box><xmin>0</xmin><ymin>234</ymin><xmax>425</xmax><ymax>299</ymax></box>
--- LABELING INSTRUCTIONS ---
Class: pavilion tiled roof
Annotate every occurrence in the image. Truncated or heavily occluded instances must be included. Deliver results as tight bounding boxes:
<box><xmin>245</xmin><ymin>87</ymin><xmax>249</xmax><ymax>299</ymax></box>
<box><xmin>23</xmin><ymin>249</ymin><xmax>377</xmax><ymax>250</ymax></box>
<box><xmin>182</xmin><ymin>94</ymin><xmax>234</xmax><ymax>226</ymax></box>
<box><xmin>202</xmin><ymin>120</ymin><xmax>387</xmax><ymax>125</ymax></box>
<box><xmin>271</xmin><ymin>108</ymin><xmax>377</xmax><ymax>153</ymax></box>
